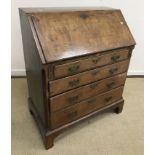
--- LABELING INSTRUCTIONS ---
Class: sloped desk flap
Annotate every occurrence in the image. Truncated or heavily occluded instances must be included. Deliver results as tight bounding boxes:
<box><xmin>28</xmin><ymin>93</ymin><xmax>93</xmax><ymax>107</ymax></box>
<box><xmin>30</xmin><ymin>10</ymin><xmax>135</xmax><ymax>63</ymax></box>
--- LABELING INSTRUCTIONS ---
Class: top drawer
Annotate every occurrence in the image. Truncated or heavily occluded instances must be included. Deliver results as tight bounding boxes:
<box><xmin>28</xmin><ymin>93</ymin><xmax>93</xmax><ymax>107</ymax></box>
<box><xmin>53</xmin><ymin>49</ymin><xmax>130</xmax><ymax>79</ymax></box>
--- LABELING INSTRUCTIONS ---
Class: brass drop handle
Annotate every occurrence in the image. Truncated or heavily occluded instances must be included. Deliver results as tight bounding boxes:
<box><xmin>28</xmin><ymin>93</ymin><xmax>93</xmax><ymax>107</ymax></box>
<box><xmin>105</xmin><ymin>96</ymin><xmax>113</xmax><ymax>102</ymax></box>
<box><xmin>91</xmin><ymin>70</ymin><xmax>100</xmax><ymax>76</ymax></box>
<box><xmin>87</xmin><ymin>98</ymin><xmax>96</xmax><ymax>104</ymax></box>
<box><xmin>68</xmin><ymin>64</ymin><xmax>80</xmax><ymax>74</ymax></box>
<box><xmin>111</xmin><ymin>55</ymin><xmax>120</xmax><ymax>62</ymax></box>
<box><xmin>106</xmin><ymin>82</ymin><xmax>115</xmax><ymax>89</ymax></box>
<box><xmin>67</xmin><ymin>95</ymin><xmax>79</xmax><ymax>103</ymax></box>
<box><xmin>92</xmin><ymin>57</ymin><xmax>101</xmax><ymax>64</ymax></box>
<box><xmin>109</xmin><ymin>68</ymin><xmax>118</xmax><ymax>75</ymax></box>
<box><xmin>90</xmin><ymin>83</ymin><xmax>98</xmax><ymax>89</ymax></box>
<box><xmin>67</xmin><ymin>111</ymin><xmax>77</xmax><ymax>119</ymax></box>
<box><xmin>69</xmin><ymin>79</ymin><xmax>80</xmax><ymax>87</ymax></box>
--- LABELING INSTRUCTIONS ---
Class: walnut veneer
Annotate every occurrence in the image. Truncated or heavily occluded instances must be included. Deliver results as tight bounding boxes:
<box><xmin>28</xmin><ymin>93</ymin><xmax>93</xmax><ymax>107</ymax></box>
<box><xmin>19</xmin><ymin>7</ymin><xmax>135</xmax><ymax>149</ymax></box>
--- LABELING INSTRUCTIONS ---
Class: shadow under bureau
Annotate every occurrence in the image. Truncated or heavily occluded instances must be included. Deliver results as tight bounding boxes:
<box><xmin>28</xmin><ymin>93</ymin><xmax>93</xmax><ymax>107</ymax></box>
<box><xmin>19</xmin><ymin>7</ymin><xmax>135</xmax><ymax>149</ymax></box>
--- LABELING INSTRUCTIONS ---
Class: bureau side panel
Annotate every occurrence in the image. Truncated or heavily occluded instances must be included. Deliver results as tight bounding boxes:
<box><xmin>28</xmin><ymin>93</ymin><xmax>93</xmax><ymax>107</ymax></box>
<box><xmin>19</xmin><ymin>9</ymin><xmax>47</xmax><ymax>127</ymax></box>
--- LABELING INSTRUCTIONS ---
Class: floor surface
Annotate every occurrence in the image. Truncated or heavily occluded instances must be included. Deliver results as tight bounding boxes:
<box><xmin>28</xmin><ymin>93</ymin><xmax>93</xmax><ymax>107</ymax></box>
<box><xmin>12</xmin><ymin>78</ymin><xmax>144</xmax><ymax>155</ymax></box>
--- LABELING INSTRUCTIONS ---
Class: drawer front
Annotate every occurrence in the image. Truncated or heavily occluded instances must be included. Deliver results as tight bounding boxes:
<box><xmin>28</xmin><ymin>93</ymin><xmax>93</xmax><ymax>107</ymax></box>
<box><xmin>54</xmin><ymin>49</ymin><xmax>129</xmax><ymax>79</ymax></box>
<box><xmin>49</xmin><ymin>60</ymin><xmax>129</xmax><ymax>96</ymax></box>
<box><xmin>50</xmin><ymin>73</ymin><xmax>126</xmax><ymax>112</ymax></box>
<box><xmin>51</xmin><ymin>87</ymin><xmax>123</xmax><ymax>129</ymax></box>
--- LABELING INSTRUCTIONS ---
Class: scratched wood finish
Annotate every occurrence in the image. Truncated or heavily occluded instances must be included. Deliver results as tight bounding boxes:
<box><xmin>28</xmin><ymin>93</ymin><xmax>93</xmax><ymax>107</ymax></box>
<box><xmin>51</xmin><ymin>87</ymin><xmax>124</xmax><ymax>129</ymax></box>
<box><xmin>49</xmin><ymin>60</ymin><xmax>129</xmax><ymax>96</ymax></box>
<box><xmin>31</xmin><ymin>10</ymin><xmax>135</xmax><ymax>63</ymax></box>
<box><xmin>49</xmin><ymin>73</ymin><xmax>126</xmax><ymax>112</ymax></box>
<box><xmin>54</xmin><ymin>49</ymin><xmax>129</xmax><ymax>79</ymax></box>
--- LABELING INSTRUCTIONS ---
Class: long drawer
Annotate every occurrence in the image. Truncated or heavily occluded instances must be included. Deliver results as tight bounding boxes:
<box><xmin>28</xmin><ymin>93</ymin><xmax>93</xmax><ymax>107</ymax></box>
<box><xmin>53</xmin><ymin>49</ymin><xmax>129</xmax><ymax>79</ymax></box>
<box><xmin>49</xmin><ymin>73</ymin><xmax>126</xmax><ymax>112</ymax></box>
<box><xmin>49</xmin><ymin>60</ymin><xmax>129</xmax><ymax>96</ymax></box>
<box><xmin>50</xmin><ymin>86</ymin><xmax>123</xmax><ymax>129</ymax></box>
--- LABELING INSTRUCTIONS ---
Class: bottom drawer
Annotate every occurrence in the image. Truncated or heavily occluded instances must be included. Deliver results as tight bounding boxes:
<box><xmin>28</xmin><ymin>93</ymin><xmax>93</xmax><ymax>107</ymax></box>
<box><xmin>51</xmin><ymin>86</ymin><xmax>124</xmax><ymax>129</ymax></box>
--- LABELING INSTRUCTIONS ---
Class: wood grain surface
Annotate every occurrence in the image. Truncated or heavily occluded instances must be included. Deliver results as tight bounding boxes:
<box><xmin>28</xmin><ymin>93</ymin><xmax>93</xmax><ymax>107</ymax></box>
<box><xmin>54</xmin><ymin>49</ymin><xmax>129</xmax><ymax>79</ymax></box>
<box><xmin>31</xmin><ymin>10</ymin><xmax>135</xmax><ymax>63</ymax></box>
<box><xmin>51</xmin><ymin>86</ymin><xmax>124</xmax><ymax>129</ymax></box>
<box><xmin>49</xmin><ymin>73</ymin><xmax>127</xmax><ymax>112</ymax></box>
<box><xmin>19</xmin><ymin>8</ymin><xmax>135</xmax><ymax>149</ymax></box>
<box><xmin>49</xmin><ymin>60</ymin><xmax>129</xmax><ymax>95</ymax></box>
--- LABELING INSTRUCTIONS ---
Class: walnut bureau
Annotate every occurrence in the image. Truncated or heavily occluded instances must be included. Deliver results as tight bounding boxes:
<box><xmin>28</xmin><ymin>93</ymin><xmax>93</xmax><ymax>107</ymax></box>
<box><xmin>19</xmin><ymin>8</ymin><xmax>135</xmax><ymax>149</ymax></box>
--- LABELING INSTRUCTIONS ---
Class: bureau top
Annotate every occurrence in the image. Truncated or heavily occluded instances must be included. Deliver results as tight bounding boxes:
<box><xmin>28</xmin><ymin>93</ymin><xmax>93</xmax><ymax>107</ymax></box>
<box><xmin>21</xmin><ymin>8</ymin><xmax>135</xmax><ymax>63</ymax></box>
